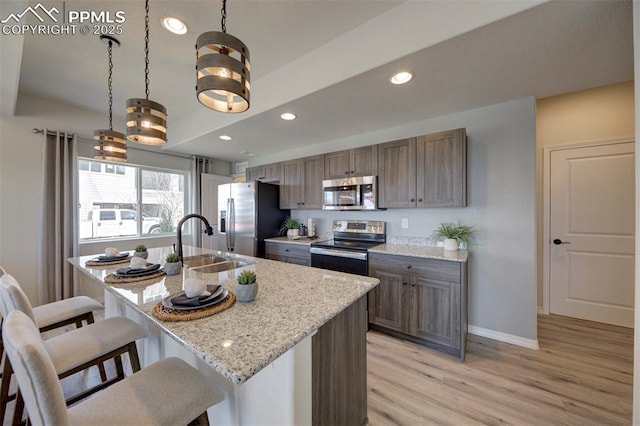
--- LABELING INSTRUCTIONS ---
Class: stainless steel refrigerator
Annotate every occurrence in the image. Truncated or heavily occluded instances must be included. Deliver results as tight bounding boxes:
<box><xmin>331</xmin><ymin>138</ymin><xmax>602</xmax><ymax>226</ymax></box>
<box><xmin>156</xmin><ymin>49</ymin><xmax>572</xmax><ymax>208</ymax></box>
<box><xmin>218</xmin><ymin>181</ymin><xmax>290</xmax><ymax>257</ymax></box>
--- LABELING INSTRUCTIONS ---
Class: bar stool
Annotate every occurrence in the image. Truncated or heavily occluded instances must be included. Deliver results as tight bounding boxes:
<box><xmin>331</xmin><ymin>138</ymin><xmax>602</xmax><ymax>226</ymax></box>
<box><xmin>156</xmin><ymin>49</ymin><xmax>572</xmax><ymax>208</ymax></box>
<box><xmin>0</xmin><ymin>273</ymin><xmax>148</xmax><ymax>424</ymax></box>
<box><xmin>4</xmin><ymin>310</ymin><xmax>224</xmax><ymax>426</ymax></box>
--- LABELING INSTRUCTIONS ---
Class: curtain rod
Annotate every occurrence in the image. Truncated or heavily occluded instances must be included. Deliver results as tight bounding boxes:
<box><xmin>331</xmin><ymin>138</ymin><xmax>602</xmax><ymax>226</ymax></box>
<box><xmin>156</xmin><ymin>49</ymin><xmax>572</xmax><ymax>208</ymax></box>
<box><xmin>32</xmin><ymin>128</ymin><xmax>205</xmax><ymax>161</ymax></box>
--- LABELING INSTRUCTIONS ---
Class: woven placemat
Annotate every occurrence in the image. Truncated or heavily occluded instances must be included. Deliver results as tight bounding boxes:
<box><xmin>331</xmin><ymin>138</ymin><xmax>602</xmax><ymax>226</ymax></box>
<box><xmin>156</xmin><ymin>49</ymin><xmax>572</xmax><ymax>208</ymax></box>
<box><xmin>104</xmin><ymin>270</ymin><xmax>166</xmax><ymax>283</ymax></box>
<box><xmin>85</xmin><ymin>257</ymin><xmax>131</xmax><ymax>266</ymax></box>
<box><xmin>152</xmin><ymin>292</ymin><xmax>236</xmax><ymax>322</ymax></box>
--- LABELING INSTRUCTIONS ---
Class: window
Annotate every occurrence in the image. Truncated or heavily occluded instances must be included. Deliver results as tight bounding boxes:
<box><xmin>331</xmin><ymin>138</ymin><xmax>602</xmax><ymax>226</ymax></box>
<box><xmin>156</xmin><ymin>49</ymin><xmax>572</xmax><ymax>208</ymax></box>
<box><xmin>78</xmin><ymin>159</ymin><xmax>188</xmax><ymax>241</ymax></box>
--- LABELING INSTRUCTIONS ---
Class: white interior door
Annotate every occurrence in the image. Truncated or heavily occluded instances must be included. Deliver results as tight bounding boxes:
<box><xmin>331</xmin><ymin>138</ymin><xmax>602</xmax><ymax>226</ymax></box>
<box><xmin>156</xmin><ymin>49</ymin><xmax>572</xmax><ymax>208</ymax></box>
<box><xmin>201</xmin><ymin>173</ymin><xmax>232</xmax><ymax>251</ymax></box>
<box><xmin>549</xmin><ymin>142</ymin><xmax>635</xmax><ymax>327</ymax></box>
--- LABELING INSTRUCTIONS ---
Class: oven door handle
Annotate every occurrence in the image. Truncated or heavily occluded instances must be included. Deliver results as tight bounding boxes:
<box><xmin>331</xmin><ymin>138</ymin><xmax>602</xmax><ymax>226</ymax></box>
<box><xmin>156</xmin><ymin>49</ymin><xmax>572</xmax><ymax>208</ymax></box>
<box><xmin>310</xmin><ymin>247</ymin><xmax>368</xmax><ymax>260</ymax></box>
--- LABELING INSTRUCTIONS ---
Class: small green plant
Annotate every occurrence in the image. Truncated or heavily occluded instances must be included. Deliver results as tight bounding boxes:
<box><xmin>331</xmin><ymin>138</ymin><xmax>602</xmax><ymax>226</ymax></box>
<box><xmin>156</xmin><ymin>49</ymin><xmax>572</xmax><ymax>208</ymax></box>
<box><xmin>237</xmin><ymin>270</ymin><xmax>257</xmax><ymax>285</ymax></box>
<box><xmin>134</xmin><ymin>244</ymin><xmax>147</xmax><ymax>252</ymax></box>
<box><xmin>432</xmin><ymin>221</ymin><xmax>475</xmax><ymax>245</ymax></box>
<box><xmin>165</xmin><ymin>252</ymin><xmax>180</xmax><ymax>263</ymax></box>
<box><xmin>280</xmin><ymin>216</ymin><xmax>300</xmax><ymax>234</ymax></box>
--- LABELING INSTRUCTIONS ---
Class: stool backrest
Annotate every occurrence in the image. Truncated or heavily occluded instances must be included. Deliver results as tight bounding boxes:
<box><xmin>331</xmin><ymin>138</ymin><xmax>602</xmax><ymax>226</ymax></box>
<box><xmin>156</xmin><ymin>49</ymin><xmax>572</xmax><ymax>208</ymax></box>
<box><xmin>2</xmin><ymin>310</ymin><xmax>70</xmax><ymax>426</ymax></box>
<box><xmin>0</xmin><ymin>274</ymin><xmax>35</xmax><ymax>322</ymax></box>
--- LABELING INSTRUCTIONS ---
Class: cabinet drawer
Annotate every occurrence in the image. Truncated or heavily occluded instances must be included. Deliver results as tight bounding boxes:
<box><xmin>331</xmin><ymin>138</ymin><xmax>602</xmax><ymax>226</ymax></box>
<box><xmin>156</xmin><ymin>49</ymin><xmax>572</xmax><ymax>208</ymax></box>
<box><xmin>369</xmin><ymin>253</ymin><xmax>461</xmax><ymax>283</ymax></box>
<box><xmin>265</xmin><ymin>242</ymin><xmax>310</xmax><ymax>259</ymax></box>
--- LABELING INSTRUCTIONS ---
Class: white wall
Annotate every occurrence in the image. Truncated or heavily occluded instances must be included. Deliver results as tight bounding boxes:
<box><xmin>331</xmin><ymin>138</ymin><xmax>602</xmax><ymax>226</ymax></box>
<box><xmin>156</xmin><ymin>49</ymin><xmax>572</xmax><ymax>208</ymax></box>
<box><xmin>0</xmin><ymin>93</ymin><xmax>230</xmax><ymax>304</ymax></box>
<box><xmin>264</xmin><ymin>98</ymin><xmax>538</xmax><ymax>342</ymax></box>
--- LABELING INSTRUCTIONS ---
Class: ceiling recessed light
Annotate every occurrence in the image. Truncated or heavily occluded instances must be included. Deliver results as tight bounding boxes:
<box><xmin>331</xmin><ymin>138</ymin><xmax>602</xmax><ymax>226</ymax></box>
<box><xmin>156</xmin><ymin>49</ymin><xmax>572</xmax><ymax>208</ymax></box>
<box><xmin>219</xmin><ymin>135</ymin><xmax>232</xmax><ymax>141</ymax></box>
<box><xmin>390</xmin><ymin>71</ymin><xmax>412</xmax><ymax>85</ymax></box>
<box><xmin>280</xmin><ymin>112</ymin><xmax>297</xmax><ymax>121</ymax></box>
<box><xmin>161</xmin><ymin>16</ymin><xmax>187</xmax><ymax>35</ymax></box>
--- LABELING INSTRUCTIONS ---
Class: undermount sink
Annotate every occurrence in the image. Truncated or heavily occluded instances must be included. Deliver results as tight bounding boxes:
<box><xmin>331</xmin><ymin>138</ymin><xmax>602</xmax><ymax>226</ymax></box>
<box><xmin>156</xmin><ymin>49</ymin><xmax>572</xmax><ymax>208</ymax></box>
<box><xmin>189</xmin><ymin>260</ymin><xmax>251</xmax><ymax>274</ymax></box>
<box><xmin>183</xmin><ymin>254</ymin><xmax>253</xmax><ymax>273</ymax></box>
<box><xmin>183</xmin><ymin>254</ymin><xmax>234</xmax><ymax>268</ymax></box>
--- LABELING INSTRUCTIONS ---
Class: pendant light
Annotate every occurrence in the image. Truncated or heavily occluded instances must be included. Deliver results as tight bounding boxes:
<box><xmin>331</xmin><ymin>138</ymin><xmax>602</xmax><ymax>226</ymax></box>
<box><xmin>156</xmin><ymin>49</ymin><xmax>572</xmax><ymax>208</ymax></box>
<box><xmin>126</xmin><ymin>0</ymin><xmax>167</xmax><ymax>145</ymax></box>
<box><xmin>94</xmin><ymin>35</ymin><xmax>127</xmax><ymax>162</ymax></box>
<box><xmin>196</xmin><ymin>0</ymin><xmax>250</xmax><ymax>113</ymax></box>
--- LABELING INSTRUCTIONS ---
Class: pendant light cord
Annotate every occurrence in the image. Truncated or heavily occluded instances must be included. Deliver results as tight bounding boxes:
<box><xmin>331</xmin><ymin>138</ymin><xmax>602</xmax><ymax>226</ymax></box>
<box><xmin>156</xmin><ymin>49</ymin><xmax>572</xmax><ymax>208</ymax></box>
<box><xmin>221</xmin><ymin>0</ymin><xmax>227</xmax><ymax>33</ymax></box>
<box><xmin>144</xmin><ymin>0</ymin><xmax>150</xmax><ymax>100</ymax></box>
<box><xmin>107</xmin><ymin>39</ymin><xmax>114</xmax><ymax>130</ymax></box>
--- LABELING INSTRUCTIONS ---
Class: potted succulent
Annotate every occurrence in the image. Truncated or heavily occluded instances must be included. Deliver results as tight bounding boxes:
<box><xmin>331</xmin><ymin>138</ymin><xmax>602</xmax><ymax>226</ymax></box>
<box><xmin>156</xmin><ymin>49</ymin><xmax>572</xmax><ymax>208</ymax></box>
<box><xmin>432</xmin><ymin>221</ymin><xmax>475</xmax><ymax>251</ymax></box>
<box><xmin>235</xmin><ymin>270</ymin><xmax>258</xmax><ymax>302</ymax></box>
<box><xmin>164</xmin><ymin>252</ymin><xmax>181</xmax><ymax>276</ymax></box>
<box><xmin>280</xmin><ymin>216</ymin><xmax>301</xmax><ymax>240</ymax></box>
<box><xmin>133</xmin><ymin>244</ymin><xmax>148</xmax><ymax>259</ymax></box>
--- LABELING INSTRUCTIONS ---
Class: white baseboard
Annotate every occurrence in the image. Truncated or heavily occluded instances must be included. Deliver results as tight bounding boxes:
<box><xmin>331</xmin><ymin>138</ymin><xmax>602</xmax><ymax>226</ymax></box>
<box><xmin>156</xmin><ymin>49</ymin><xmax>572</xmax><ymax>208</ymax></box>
<box><xmin>468</xmin><ymin>325</ymin><xmax>539</xmax><ymax>350</ymax></box>
<box><xmin>537</xmin><ymin>306</ymin><xmax>544</xmax><ymax>315</ymax></box>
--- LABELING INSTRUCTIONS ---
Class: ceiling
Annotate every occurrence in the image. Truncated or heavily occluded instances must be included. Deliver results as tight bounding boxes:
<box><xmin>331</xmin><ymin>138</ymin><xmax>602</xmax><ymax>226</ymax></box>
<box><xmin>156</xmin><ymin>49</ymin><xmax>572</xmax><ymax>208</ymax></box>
<box><xmin>2</xmin><ymin>0</ymin><xmax>633</xmax><ymax>163</ymax></box>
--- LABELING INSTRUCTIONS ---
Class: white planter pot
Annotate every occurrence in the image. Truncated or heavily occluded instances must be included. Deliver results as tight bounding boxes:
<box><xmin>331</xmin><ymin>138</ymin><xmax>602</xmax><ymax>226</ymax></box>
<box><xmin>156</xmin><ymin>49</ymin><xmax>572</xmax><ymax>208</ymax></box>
<box><xmin>133</xmin><ymin>251</ymin><xmax>148</xmax><ymax>259</ymax></box>
<box><xmin>443</xmin><ymin>238</ymin><xmax>459</xmax><ymax>251</ymax></box>
<box><xmin>164</xmin><ymin>261</ymin><xmax>181</xmax><ymax>276</ymax></box>
<box><xmin>287</xmin><ymin>229</ymin><xmax>299</xmax><ymax>240</ymax></box>
<box><xmin>235</xmin><ymin>282</ymin><xmax>258</xmax><ymax>302</ymax></box>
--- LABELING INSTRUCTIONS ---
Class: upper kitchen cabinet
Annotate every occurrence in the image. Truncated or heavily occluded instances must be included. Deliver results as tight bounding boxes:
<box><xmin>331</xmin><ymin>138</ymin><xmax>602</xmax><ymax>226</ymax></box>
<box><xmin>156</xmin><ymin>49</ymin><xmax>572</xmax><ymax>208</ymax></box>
<box><xmin>416</xmin><ymin>128</ymin><xmax>466</xmax><ymax>207</ymax></box>
<box><xmin>280</xmin><ymin>155</ymin><xmax>324</xmax><ymax>209</ymax></box>
<box><xmin>324</xmin><ymin>146</ymin><xmax>378</xmax><ymax>179</ymax></box>
<box><xmin>378</xmin><ymin>128</ymin><xmax>466</xmax><ymax>208</ymax></box>
<box><xmin>377</xmin><ymin>138</ymin><xmax>417</xmax><ymax>208</ymax></box>
<box><xmin>246</xmin><ymin>162</ymin><xmax>283</xmax><ymax>183</ymax></box>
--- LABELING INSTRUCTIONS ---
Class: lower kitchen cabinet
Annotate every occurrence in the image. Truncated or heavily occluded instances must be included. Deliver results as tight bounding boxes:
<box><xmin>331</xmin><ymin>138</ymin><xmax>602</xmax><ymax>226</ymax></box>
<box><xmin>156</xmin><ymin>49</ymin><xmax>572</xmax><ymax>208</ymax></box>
<box><xmin>368</xmin><ymin>252</ymin><xmax>468</xmax><ymax>361</ymax></box>
<box><xmin>265</xmin><ymin>241</ymin><xmax>311</xmax><ymax>266</ymax></box>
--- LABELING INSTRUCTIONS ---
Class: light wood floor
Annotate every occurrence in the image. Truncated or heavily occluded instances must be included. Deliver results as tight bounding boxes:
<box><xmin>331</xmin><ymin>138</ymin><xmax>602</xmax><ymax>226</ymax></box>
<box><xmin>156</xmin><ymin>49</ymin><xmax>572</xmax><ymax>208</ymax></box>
<box><xmin>367</xmin><ymin>314</ymin><xmax>633</xmax><ymax>425</ymax></box>
<box><xmin>5</xmin><ymin>314</ymin><xmax>633</xmax><ymax>425</ymax></box>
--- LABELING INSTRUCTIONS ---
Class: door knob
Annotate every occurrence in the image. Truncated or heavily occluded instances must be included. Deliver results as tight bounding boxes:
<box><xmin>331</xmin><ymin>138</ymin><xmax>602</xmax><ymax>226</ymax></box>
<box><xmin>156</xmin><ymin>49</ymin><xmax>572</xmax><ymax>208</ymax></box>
<box><xmin>553</xmin><ymin>239</ymin><xmax>571</xmax><ymax>245</ymax></box>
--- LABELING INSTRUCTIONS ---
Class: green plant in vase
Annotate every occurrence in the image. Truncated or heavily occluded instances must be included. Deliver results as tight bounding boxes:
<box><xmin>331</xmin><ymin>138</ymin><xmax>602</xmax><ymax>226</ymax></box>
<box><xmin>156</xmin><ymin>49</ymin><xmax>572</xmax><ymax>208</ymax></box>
<box><xmin>235</xmin><ymin>270</ymin><xmax>258</xmax><ymax>302</ymax></box>
<box><xmin>432</xmin><ymin>221</ymin><xmax>475</xmax><ymax>251</ymax></box>
<box><xmin>280</xmin><ymin>216</ymin><xmax>301</xmax><ymax>239</ymax></box>
<box><xmin>133</xmin><ymin>244</ymin><xmax>148</xmax><ymax>259</ymax></box>
<box><xmin>164</xmin><ymin>252</ymin><xmax>181</xmax><ymax>276</ymax></box>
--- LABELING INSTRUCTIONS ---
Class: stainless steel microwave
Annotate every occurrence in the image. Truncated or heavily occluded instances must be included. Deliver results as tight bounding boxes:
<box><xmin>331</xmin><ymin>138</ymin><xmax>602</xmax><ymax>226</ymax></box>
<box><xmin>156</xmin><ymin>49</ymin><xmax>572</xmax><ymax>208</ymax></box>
<box><xmin>322</xmin><ymin>176</ymin><xmax>378</xmax><ymax>210</ymax></box>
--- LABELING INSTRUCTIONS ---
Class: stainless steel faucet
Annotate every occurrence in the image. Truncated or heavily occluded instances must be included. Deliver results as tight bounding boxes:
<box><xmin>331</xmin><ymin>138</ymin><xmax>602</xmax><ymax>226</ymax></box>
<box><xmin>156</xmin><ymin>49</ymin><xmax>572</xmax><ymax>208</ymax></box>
<box><xmin>176</xmin><ymin>214</ymin><xmax>214</xmax><ymax>265</ymax></box>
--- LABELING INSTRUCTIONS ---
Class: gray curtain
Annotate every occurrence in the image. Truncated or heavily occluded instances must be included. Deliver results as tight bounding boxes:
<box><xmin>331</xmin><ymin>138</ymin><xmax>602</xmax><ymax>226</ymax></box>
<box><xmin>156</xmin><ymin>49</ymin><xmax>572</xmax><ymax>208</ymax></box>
<box><xmin>191</xmin><ymin>156</ymin><xmax>217</xmax><ymax>247</ymax></box>
<box><xmin>39</xmin><ymin>130</ymin><xmax>78</xmax><ymax>304</ymax></box>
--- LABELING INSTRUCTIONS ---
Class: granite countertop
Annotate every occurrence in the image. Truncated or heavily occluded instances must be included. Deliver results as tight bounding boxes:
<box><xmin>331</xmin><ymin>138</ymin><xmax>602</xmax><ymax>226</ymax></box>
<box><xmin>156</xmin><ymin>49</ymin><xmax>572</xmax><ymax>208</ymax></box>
<box><xmin>68</xmin><ymin>246</ymin><xmax>378</xmax><ymax>384</ymax></box>
<box><xmin>368</xmin><ymin>244</ymin><xmax>468</xmax><ymax>262</ymax></box>
<box><xmin>264</xmin><ymin>236</ymin><xmax>325</xmax><ymax>246</ymax></box>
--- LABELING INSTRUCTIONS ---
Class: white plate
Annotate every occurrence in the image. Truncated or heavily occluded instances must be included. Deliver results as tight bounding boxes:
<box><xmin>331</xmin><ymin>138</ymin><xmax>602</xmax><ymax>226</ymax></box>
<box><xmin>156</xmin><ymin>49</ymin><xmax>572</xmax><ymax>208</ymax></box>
<box><xmin>162</xmin><ymin>288</ymin><xmax>228</xmax><ymax>311</ymax></box>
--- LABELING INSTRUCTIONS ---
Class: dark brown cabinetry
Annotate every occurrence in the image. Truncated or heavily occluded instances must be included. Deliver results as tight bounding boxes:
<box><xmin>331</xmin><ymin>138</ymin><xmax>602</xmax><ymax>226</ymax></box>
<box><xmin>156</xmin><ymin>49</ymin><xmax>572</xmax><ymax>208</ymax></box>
<box><xmin>324</xmin><ymin>146</ymin><xmax>378</xmax><ymax>179</ymax></box>
<box><xmin>246</xmin><ymin>162</ymin><xmax>282</xmax><ymax>183</ymax></box>
<box><xmin>368</xmin><ymin>253</ymin><xmax>467</xmax><ymax>361</ymax></box>
<box><xmin>378</xmin><ymin>128</ymin><xmax>466</xmax><ymax>208</ymax></box>
<box><xmin>280</xmin><ymin>155</ymin><xmax>324</xmax><ymax>209</ymax></box>
<box><xmin>265</xmin><ymin>241</ymin><xmax>311</xmax><ymax>266</ymax></box>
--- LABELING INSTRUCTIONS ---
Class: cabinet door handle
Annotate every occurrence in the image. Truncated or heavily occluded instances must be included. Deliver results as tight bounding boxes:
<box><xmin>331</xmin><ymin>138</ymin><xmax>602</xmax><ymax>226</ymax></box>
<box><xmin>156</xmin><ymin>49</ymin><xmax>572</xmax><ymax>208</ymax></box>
<box><xmin>285</xmin><ymin>249</ymin><xmax>289</xmax><ymax>252</ymax></box>
<box><xmin>410</xmin><ymin>198</ymin><xmax>415</xmax><ymax>203</ymax></box>
<box><xmin>350</xmin><ymin>170</ymin><xmax>354</xmax><ymax>174</ymax></box>
<box><xmin>402</xmin><ymin>282</ymin><xmax>407</xmax><ymax>286</ymax></box>
<box><xmin>406</xmin><ymin>265</ymin><xmax>412</xmax><ymax>269</ymax></box>
<box><xmin>411</xmin><ymin>283</ymin><xmax>416</xmax><ymax>287</ymax></box>
<box><xmin>418</xmin><ymin>198</ymin><xmax>423</xmax><ymax>202</ymax></box>
<box><xmin>345</xmin><ymin>171</ymin><xmax>349</xmax><ymax>175</ymax></box>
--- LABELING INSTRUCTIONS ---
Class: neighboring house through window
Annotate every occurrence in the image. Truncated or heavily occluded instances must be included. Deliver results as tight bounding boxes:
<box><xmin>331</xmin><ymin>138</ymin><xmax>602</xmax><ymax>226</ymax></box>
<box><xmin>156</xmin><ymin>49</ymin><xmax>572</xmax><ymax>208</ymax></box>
<box><xmin>78</xmin><ymin>159</ymin><xmax>187</xmax><ymax>240</ymax></box>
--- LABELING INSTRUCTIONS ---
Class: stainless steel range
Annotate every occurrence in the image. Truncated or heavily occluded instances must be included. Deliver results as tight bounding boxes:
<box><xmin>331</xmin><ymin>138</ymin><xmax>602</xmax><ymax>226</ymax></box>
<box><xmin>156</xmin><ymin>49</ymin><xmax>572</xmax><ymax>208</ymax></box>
<box><xmin>310</xmin><ymin>220</ymin><xmax>385</xmax><ymax>276</ymax></box>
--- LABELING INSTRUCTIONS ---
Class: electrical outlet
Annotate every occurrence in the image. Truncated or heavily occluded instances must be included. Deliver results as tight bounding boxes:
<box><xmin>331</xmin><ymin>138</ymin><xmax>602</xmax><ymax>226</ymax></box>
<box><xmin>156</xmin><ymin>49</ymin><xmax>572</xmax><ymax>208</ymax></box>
<box><xmin>401</xmin><ymin>218</ymin><xmax>409</xmax><ymax>229</ymax></box>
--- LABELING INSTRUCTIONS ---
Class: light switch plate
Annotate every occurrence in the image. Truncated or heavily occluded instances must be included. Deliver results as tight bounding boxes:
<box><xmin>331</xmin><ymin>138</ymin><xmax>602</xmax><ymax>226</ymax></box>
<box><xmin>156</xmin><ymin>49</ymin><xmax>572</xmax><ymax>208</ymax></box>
<box><xmin>401</xmin><ymin>218</ymin><xmax>409</xmax><ymax>229</ymax></box>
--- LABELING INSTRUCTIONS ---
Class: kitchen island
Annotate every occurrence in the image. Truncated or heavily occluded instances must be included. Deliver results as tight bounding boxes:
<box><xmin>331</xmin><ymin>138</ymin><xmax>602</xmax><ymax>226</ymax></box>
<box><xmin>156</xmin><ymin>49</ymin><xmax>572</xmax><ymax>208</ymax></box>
<box><xmin>69</xmin><ymin>246</ymin><xmax>378</xmax><ymax>425</ymax></box>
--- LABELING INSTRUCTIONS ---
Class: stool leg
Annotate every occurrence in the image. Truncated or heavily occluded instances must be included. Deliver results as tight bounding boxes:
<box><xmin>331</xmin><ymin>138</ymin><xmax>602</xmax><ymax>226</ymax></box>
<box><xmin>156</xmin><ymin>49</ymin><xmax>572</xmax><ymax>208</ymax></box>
<box><xmin>11</xmin><ymin>389</ymin><xmax>23</xmax><ymax>426</ymax></box>
<box><xmin>0</xmin><ymin>354</ymin><xmax>13</xmax><ymax>421</ymax></box>
<box><xmin>127</xmin><ymin>342</ymin><xmax>141</xmax><ymax>373</ymax></box>
<box><xmin>85</xmin><ymin>313</ymin><xmax>107</xmax><ymax>382</ymax></box>
<box><xmin>191</xmin><ymin>411</ymin><xmax>210</xmax><ymax>426</ymax></box>
<box><xmin>114</xmin><ymin>355</ymin><xmax>124</xmax><ymax>380</ymax></box>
